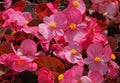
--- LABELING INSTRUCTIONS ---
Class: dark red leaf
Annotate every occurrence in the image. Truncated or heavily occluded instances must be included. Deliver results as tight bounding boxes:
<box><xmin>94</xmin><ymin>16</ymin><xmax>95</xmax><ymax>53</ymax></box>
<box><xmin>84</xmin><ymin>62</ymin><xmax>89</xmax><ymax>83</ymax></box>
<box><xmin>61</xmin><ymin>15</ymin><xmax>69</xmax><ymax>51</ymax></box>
<box><xmin>35</xmin><ymin>3</ymin><xmax>53</xmax><ymax>20</ymax></box>
<box><xmin>107</xmin><ymin>36</ymin><xmax>118</xmax><ymax>51</ymax></box>
<box><xmin>13</xmin><ymin>1</ymin><xmax>25</xmax><ymax>11</ymax></box>
<box><xmin>0</xmin><ymin>42</ymin><xmax>13</xmax><ymax>55</ymax></box>
<box><xmin>34</xmin><ymin>57</ymin><xmax>65</xmax><ymax>73</ymax></box>
<box><xmin>4</xmin><ymin>34</ymin><xmax>15</xmax><ymax>42</ymax></box>
<box><xmin>28</xmin><ymin>18</ymin><xmax>42</xmax><ymax>26</ymax></box>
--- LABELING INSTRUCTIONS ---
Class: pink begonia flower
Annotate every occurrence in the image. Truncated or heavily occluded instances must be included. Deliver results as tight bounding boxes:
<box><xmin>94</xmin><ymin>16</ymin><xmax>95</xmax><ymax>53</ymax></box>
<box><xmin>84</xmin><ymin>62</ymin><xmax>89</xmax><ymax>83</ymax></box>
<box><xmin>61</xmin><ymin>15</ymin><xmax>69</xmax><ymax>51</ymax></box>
<box><xmin>0</xmin><ymin>53</ymin><xmax>37</xmax><ymax>72</ymax></box>
<box><xmin>64</xmin><ymin>42</ymin><xmax>84</xmax><ymax>65</ymax></box>
<box><xmin>12</xmin><ymin>56</ymin><xmax>31</xmax><ymax>72</ymax></box>
<box><xmin>18</xmin><ymin>39</ymin><xmax>37</xmax><ymax>60</ymax></box>
<box><xmin>0</xmin><ymin>53</ymin><xmax>18</xmax><ymax>66</ymax></box>
<box><xmin>108</xmin><ymin>61</ymin><xmax>119</xmax><ymax>79</ymax></box>
<box><xmin>4</xmin><ymin>0</ymin><xmax>12</xmax><ymax>9</ymax></box>
<box><xmin>39</xmin><ymin>11</ymin><xmax>67</xmax><ymax>40</ymax></box>
<box><xmin>2</xmin><ymin>8</ymin><xmax>30</xmax><ymax>31</ymax></box>
<box><xmin>22</xmin><ymin>12</ymin><xmax>33</xmax><ymax>22</ymax></box>
<box><xmin>47</xmin><ymin>2</ymin><xmax>58</xmax><ymax>13</ymax></box>
<box><xmin>38</xmin><ymin>67</ymin><xmax>54</xmax><ymax>83</ymax></box>
<box><xmin>88</xmin><ymin>70</ymin><xmax>103</xmax><ymax>83</ymax></box>
<box><xmin>59</xmin><ymin>65</ymin><xmax>92</xmax><ymax>83</ymax></box>
<box><xmin>67</xmin><ymin>0</ymin><xmax>86</xmax><ymax>14</ymax></box>
<box><xmin>84</xmin><ymin>43</ymin><xmax>112</xmax><ymax>74</ymax></box>
<box><xmin>63</xmin><ymin>7</ymin><xmax>87</xmax><ymax>42</ymax></box>
<box><xmin>91</xmin><ymin>0</ymin><xmax>119</xmax><ymax>19</ymax></box>
<box><xmin>51</xmin><ymin>43</ymin><xmax>66</xmax><ymax>60</ymax></box>
<box><xmin>80</xmin><ymin>19</ymin><xmax>108</xmax><ymax>49</ymax></box>
<box><xmin>40</xmin><ymin>39</ymin><xmax>50</xmax><ymax>52</ymax></box>
<box><xmin>2</xmin><ymin>8</ymin><xmax>15</xmax><ymax>20</ymax></box>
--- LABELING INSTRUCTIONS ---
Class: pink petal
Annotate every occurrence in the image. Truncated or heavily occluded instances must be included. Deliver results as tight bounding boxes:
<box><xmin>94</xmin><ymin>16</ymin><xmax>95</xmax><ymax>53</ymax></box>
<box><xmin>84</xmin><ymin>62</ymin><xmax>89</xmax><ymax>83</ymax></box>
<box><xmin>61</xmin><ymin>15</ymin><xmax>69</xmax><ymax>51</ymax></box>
<box><xmin>80</xmin><ymin>76</ymin><xmax>92</xmax><ymax>83</ymax></box>
<box><xmin>86</xmin><ymin>43</ymin><xmax>103</xmax><ymax>58</ymax></box>
<box><xmin>20</xmin><ymin>39</ymin><xmax>37</xmax><ymax>55</ymax></box>
<box><xmin>88</xmin><ymin>70</ymin><xmax>103</xmax><ymax>83</ymax></box>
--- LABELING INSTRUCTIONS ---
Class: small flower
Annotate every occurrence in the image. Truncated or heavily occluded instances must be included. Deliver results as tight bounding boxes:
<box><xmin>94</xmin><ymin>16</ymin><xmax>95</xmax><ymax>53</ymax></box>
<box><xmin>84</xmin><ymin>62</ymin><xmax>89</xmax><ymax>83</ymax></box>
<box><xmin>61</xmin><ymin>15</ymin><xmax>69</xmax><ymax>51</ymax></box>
<box><xmin>84</xmin><ymin>43</ymin><xmax>112</xmax><ymax>74</ymax></box>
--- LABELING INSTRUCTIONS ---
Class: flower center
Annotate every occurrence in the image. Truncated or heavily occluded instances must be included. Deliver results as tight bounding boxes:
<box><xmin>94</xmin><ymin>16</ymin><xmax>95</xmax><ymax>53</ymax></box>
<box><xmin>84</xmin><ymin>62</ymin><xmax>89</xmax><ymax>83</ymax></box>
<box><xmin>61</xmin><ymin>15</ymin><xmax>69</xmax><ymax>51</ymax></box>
<box><xmin>111</xmin><ymin>54</ymin><xmax>116</xmax><ymax>60</ymax></box>
<box><xmin>71</xmin><ymin>49</ymin><xmax>77</xmax><ymax>55</ymax></box>
<box><xmin>92</xmin><ymin>28</ymin><xmax>95</xmax><ymax>32</ymax></box>
<box><xmin>73</xmin><ymin>0</ymin><xmax>79</xmax><ymax>7</ymax></box>
<box><xmin>103</xmin><ymin>12</ymin><xmax>107</xmax><ymax>17</ymax></box>
<box><xmin>58</xmin><ymin>73</ymin><xmax>64</xmax><ymax>81</ymax></box>
<box><xmin>70</xmin><ymin>23</ymin><xmax>77</xmax><ymax>30</ymax></box>
<box><xmin>95</xmin><ymin>57</ymin><xmax>101</xmax><ymax>62</ymax></box>
<box><xmin>50</xmin><ymin>22</ymin><xmax>56</xmax><ymax>28</ymax></box>
<box><xmin>18</xmin><ymin>60</ymin><xmax>25</xmax><ymax>66</ymax></box>
<box><xmin>26</xmin><ymin>20</ymin><xmax>29</xmax><ymax>24</ymax></box>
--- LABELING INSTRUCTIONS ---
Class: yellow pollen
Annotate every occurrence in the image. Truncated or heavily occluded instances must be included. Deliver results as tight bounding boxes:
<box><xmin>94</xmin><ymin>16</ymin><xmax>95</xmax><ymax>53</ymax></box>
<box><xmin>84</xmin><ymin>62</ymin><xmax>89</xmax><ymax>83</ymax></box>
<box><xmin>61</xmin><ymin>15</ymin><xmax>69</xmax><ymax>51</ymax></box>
<box><xmin>49</xmin><ymin>22</ymin><xmax>56</xmax><ymax>28</ymax></box>
<box><xmin>103</xmin><ymin>12</ymin><xmax>107</xmax><ymax>17</ymax></box>
<box><xmin>111</xmin><ymin>54</ymin><xmax>116</xmax><ymax>60</ymax></box>
<box><xmin>58</xmin><ymin>74</ymin><xmax>64</xmax><ymax>81</ymax></box>
<box><xmin>11</xmin><ymin>31</ymin><xmax>16</xmax><ymax>35</ymax></box>
<box><xmin>70</xmin><ymin>23</ymin><xmax>77</xmax><ymax>29</ymax></box>
<box><xmin>92</xmin><ymin>28</ymin><xmax>95</xmax><ymax>32</ymax></box>
<box><xmin>71</xmin><ymin>49</ymin><xmax>77</xmax><ymax>55</ymax></box>
<box><xmin>95</xmin><ymin>57</ymin><xmax>101</xmax><ymax>62</ymax></box>
<box><xmin>73</xmin><ymin>0</ymin><xmax>79</xmax><ymax>7</ymax></box>
<box><xmin>26</xmin><ymin>20</ymin><xmax>29</xmax><ymax>24</ymax></box>
<box><xmin>18</xmin><ymin>60</ymin><xmax>25</xmax><ymax>66</ymax></box>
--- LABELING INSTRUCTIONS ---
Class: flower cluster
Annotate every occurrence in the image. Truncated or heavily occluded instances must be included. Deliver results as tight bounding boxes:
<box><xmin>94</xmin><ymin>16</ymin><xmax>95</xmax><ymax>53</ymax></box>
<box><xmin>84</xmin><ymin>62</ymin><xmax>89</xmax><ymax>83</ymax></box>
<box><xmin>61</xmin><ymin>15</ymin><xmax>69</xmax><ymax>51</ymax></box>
<box><xmin>0</xmin><ymin>0</ymin><xmax>119</xmax><ymax>83</ymax></box>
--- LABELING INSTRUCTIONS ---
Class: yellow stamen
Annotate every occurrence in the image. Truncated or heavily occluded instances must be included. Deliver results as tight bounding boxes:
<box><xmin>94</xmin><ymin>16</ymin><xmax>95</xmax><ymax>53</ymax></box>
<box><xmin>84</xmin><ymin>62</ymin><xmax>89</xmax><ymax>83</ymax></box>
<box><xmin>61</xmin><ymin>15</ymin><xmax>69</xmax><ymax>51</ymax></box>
<box><xmin>26</xmin><ymin>20</ymin><xmax>29</xmax><ymax>24</ymax></box>
<box><xmin>103</xmin><ymin>12</ymin><xmax>107</xmax><ymax>17</ymax></box>
<box><xmin>70</xmin><ymin>23</ymin><xmax>77</xmax><ymax>30</ymax></box>
<box><xmin>58</xmin><ymin>74</ymin><xmax>64</xmax><ymax>81</ymax></box>
<box><xmin>49</xmin><ymin>22</ymin><xmax>56</xmax><ymax>28</ymax></box>
<box><xmin>95</xmin><ymin>57</ymin><xmax>101</xmax><ymax>62</ymax></box>
<box><xmin>71</xmin><ymin>49</ymin><xmax>77</xmax><ymax>55</ymax></box>
<box><xmin>92</xmin><ymin>28</ymin><xmax>95</xmax><ymax>32</ymax></box>
<box><xmin>18</xmin><ymin>60</ymin><xmax>25</xmax><ymax>66</ymax></box>
<box><xmin>73</xmin><ymin>0</ymin><xmax>79</xmax><ymax>7</ymax></box>
<box><xmin>111</xmin><ymin>54</ymin><xmax>116</xmax><ymax>60</ymax></box>
<box><xmin>11</xmin><ymin>31</ymin><xmax>16</xmax><ymax>35</ymax></box>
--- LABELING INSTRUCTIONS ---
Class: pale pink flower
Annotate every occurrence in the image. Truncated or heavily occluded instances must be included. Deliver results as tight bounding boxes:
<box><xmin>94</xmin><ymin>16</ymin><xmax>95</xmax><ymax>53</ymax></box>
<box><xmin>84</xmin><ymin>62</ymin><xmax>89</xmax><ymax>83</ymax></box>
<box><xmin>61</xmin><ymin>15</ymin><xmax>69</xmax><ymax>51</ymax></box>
<box><xmin>39</xmin><ymin>11</ymin><xmax>67</xmax><ymax>40</ymax></box>
<box><xmin>63</xmin><ymin>7</ymin><xmax>87</xmax><ymax>42</ymax></box>
<box><xmin>84</xmin><ymin>43</ymin><xmax>112</xmax><ymax>74</ymax></box>
<box><xmin>38</xmin><ymin>67</ymin><xmax>54</xmax><ymax>83</ymax></box>
<box><xmin>64</xmin><ymin>42</ymin><xmax>84</xmax><ymax>65</ymax></box>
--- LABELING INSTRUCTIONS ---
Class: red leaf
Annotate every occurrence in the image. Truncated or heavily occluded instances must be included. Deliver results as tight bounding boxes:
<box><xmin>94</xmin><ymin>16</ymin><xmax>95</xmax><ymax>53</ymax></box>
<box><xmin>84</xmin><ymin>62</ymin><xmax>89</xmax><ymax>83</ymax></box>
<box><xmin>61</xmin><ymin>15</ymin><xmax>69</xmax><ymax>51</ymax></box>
<box><xmin>13</xmin><ymin>1</ymin><xmax>25</xmax><ymax>11</ymax></box>
<box><xmin>0</xmin><ymin>42</ymin><xmax>13</xmax><ymax>55</ymax></box>
<box><xmin>4</xmin><ymin>34</ymin><xmax>15</xmax><ymax>42</ymax></box>
<box><xmin>34</xmin><ymin>57</ymin><xmax>65</xmax><ymax>73</ymax></box>
<box><xmin>28</xmin><ymin>18</ymin><xmax>42</xmax><ymax>26</ymax></box>
<box><xmin>107</xmin><ymin>36</ymin><xmax>118</xmax><ymax>51</ymax></box>
<box><xmin>35</xmin><ymin>3</ymin><xmax>53</xmax><ymax>20</ymax></box>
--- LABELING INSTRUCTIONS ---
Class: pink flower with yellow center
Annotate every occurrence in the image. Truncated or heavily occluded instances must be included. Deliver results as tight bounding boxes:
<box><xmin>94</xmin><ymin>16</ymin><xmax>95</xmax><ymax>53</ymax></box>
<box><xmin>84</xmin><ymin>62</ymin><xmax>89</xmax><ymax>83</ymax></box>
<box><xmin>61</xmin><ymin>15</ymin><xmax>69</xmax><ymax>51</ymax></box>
<box><xmin>12</xmin><ymin>56</ymin><xmax>29</xmax><ymax>72</ymax></box>
<box><xmin>67</xmin><ymin>0</ymin><xmax>86</xmax><ymax>14</ymax></box>
<box><xmin>63</xmin><ymin>7</ymin><xmax>87</xmax><ymax>42</ymax></box>
<box><xmin>39</xmin><ymin>11</ymin><xmax>67</xmax><ymax>41</ymax></box>
<box><xmin>84</xmin><ymin>43</ymin><xmax>112</xmax><ymax>74</ymax></box>
<box><xmin>64</xmin><ymin>42</ymin><xmax>84</xmax><ymax>66</ymax></box>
